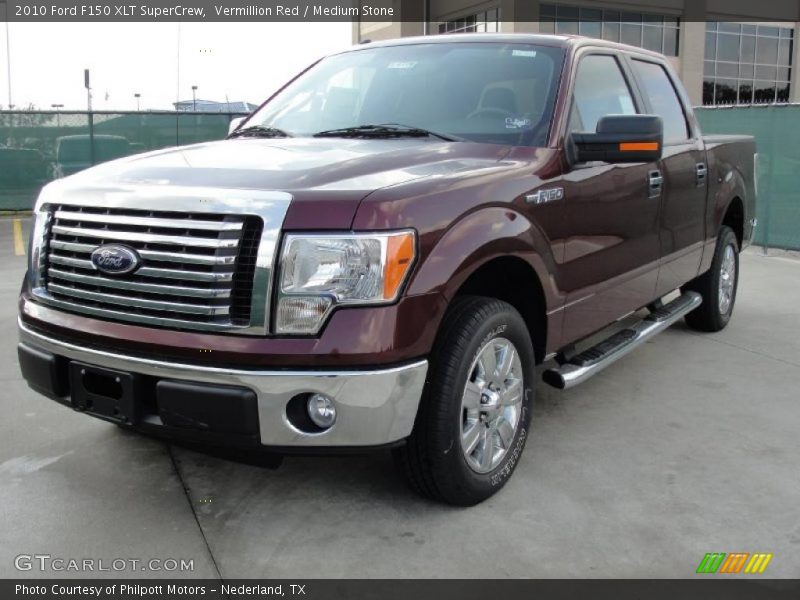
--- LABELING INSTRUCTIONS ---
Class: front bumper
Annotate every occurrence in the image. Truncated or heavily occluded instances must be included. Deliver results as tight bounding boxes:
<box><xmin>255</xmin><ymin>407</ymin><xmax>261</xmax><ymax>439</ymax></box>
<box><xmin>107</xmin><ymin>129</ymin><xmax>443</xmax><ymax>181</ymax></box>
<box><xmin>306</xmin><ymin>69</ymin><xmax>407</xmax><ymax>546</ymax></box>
<box><xmin>18</xmin><ymin>319</ymin><xmax>428</xmax><ymax>449</ymax></box>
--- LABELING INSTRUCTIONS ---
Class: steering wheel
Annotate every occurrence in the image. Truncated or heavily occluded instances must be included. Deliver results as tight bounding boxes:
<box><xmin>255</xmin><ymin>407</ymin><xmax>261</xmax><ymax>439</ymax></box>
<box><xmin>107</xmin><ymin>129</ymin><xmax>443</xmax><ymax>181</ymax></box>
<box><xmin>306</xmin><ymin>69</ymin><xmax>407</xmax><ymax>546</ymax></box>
<box><xmin>466</xmin><ymin>107</ymin><xmax>516</xmax><ymax>121</ymax></box>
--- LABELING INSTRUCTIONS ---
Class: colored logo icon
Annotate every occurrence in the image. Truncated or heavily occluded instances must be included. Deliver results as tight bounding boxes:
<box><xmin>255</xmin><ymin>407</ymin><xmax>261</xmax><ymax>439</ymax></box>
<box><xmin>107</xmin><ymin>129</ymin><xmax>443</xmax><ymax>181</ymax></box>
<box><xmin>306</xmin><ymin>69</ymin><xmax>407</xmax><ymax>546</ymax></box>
<box><xmin>696</xmin><ymin>552</ymin><xmax>773</xmax><ymax>574</ymax></box>
<box><xmin>90</xmin><ymin>244</ymin><xmax>141</xmax><ymax>275</ymax></box>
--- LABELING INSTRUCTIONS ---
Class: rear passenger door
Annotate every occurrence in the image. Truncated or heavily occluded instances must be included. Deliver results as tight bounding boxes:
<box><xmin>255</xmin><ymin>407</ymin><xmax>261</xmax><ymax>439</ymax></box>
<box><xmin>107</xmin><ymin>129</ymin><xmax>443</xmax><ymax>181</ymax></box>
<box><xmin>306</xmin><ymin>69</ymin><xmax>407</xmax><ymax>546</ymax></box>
<box><xmin>628</xmin><ymin>57</ymin><xmax>708</xmax><ymax>296</ymax></box>
<box><xmin>558</xmin><ymin>51</ymin><xmax>662</xmax><ymax>344</ymax></box>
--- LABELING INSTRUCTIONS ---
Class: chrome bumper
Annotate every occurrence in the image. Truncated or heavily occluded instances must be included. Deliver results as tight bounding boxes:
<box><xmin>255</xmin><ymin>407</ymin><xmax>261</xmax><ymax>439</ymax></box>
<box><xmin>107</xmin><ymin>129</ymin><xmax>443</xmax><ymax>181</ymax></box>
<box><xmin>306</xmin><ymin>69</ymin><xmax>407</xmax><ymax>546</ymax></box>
<box><xmin>18</xmin><ymin>319</ymin><xmax>428</xmax><ymax>447</ymax></box>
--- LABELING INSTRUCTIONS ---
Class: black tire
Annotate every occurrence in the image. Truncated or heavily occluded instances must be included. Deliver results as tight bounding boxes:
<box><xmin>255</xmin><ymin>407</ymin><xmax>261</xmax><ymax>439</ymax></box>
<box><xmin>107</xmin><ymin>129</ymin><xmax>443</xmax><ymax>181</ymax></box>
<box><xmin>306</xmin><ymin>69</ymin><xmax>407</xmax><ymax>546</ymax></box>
<box><xmin>394</xmin><ymin>296</ymin><xmax>536</xmax><ymax>506</ymax></box>
<box><xmin>682</xmin><ymin>225</ymin><xmax>739</xmax><ymax>332</ymax></box>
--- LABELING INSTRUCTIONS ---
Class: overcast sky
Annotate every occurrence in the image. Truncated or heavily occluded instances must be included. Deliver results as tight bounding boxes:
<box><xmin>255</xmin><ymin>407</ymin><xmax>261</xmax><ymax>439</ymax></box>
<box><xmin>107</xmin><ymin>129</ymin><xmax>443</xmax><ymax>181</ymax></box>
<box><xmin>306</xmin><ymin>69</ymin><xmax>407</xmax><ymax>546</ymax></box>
<box><xmin>0</xmin><ymin>22</ymin><xmax>352</xmax><ymax>110</ymax></box>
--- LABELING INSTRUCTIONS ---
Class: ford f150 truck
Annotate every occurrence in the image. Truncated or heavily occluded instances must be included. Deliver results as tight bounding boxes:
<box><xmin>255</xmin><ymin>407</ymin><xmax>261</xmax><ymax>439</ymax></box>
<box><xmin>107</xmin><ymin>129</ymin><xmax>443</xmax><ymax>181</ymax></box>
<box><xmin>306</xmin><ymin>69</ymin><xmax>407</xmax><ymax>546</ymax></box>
<box><xmin>18</xmin><ymin>34</ymin><xmax>756</xmax><ymax>506</ymax></box>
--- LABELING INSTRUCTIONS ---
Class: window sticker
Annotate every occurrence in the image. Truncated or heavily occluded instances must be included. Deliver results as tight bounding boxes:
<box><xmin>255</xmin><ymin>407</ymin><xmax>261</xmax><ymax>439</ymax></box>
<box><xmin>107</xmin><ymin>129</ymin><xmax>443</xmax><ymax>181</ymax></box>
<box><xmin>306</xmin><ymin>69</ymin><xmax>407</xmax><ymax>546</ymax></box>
<box><xmin>387</xmin><ymin>61</ymin><xmax>417</xmax><ymax>69</ymax></box>
<box><xmin>512</xmin><ymin>49</ymin><xmax>538</xmax><ymax>58</ymax></box>
<box><xmin>505</xmin><ymin>117</ymin><xmax>532</xmax><ymax>129</ymax></box>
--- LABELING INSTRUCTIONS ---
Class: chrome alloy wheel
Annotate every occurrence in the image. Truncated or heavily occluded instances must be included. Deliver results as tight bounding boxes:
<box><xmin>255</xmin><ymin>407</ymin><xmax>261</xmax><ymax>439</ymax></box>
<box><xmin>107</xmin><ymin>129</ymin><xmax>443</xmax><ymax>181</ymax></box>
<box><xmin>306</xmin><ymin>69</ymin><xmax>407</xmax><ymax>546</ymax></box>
<box><xmin>718</xmin><ymin>244</ymin><xmax>736</xmax><ymax>315</ymax></box>
<box><xmin>460</xmin><ymin>337</ymin><xmax>524</xmax><ymax>474</ymax></box>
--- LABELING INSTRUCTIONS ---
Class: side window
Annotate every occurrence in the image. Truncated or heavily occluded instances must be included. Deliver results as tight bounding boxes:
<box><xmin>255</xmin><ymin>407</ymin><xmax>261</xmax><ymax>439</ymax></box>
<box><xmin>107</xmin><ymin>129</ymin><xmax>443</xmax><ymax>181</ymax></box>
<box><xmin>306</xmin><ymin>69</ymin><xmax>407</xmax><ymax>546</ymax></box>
<box><xmin>632</xmin><ymin>60</ymin><xmax>689</xmax><ymax>143</ymax></box>
<box><xmin>570</xmin><ymin>55</ymin><xmax>637</xmax><ymax>133</ymax></box>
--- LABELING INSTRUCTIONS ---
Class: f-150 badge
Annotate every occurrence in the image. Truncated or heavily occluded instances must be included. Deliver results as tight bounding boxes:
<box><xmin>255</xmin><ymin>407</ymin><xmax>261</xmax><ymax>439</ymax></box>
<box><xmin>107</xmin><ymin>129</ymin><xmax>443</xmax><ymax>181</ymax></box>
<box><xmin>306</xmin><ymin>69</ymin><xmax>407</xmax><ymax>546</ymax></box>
<box><xmin>525</xmin><ymin>187</ymin><xmax>564</xmax><ymax>205</ymax></box>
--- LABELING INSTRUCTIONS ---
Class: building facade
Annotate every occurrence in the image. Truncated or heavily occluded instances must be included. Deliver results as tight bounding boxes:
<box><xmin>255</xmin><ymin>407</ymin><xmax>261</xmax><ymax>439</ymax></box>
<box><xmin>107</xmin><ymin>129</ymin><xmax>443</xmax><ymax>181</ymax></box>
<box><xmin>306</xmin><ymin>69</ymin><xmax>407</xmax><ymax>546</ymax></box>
<box><xmin>352</xmin><ymin>0</ymin><xmax>800</xmax><ymax>106</ymax></box>
<box><xmin>173</xmin><ymin>100</ymin><xmax>258</xmax><ymax>113</ymax></box>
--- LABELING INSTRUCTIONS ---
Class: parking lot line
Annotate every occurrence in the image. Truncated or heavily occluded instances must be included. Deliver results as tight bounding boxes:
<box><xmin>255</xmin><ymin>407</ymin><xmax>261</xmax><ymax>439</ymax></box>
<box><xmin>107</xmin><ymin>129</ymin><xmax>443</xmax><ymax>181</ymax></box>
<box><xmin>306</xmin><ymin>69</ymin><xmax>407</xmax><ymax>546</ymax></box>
<box><xmin>12</xmin><ymin>218</ymin><xmax>25</xmax><ymax>256</ymax></box>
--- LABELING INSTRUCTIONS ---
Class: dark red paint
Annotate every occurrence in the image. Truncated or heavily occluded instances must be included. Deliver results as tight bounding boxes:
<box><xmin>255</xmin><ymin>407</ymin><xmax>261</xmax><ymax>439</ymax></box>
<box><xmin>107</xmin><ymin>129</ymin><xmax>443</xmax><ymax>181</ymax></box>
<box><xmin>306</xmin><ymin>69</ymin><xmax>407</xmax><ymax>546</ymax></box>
<box><xmin>21</xmin><ymin>35</ymin><xmax>756</xmax><ymax>367</ymax></box>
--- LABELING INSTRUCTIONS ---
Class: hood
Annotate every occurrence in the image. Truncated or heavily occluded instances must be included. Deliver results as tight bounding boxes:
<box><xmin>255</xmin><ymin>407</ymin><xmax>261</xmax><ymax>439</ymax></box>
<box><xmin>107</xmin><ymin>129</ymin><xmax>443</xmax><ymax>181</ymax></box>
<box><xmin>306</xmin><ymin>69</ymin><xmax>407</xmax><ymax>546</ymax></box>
<box><xmin>46</xmin><ymin>137</ymin><xmax>532</xmax><ymax>229</ymax></box>
<box><xmin>63</xmin><ymin>137</ymin><xmax>514</xmax><ymax>194</ymax></box>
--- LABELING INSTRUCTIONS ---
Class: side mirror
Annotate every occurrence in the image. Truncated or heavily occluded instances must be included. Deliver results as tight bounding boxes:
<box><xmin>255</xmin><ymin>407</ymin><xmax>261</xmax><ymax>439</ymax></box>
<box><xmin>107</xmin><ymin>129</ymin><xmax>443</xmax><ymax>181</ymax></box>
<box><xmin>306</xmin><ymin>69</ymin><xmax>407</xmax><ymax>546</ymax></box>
<box><xmin>228</xmin><ymin>116</ymin><xmax>246</xmax><ymax>135</ymax></box>
<box><xmin>569</xmin><ymin>115</ymin><xmax>663</xmax><ymax>164</ymax></box>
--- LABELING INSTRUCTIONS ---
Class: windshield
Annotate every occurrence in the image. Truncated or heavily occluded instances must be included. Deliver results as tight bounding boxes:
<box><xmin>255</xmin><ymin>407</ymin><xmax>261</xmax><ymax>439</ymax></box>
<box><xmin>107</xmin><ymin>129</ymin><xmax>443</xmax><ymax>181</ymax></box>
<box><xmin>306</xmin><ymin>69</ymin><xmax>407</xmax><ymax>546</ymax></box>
<box><xmin>245</xmin><ymin>42</ymin><xmax>565</xmax><ymax>147</ymax></box>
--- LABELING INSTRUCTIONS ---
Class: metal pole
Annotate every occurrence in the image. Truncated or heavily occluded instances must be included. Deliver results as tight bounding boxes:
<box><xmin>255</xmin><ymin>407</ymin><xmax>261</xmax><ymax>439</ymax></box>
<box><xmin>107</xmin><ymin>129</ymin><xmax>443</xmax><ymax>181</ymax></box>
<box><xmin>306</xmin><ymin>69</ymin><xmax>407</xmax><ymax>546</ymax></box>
<box><xmin>51</xmin><ymin>104</ymin><xmax>63</xmax><ymax>127</ymax></box>
<box><xmin>175</xmin><ymin>23</ymin><xmax>181</xmax><ymax>145</ymax></box>
<box><xmin>85</xmin><ymin>69</ymin><xmax>92</xmax><ymax>111</ymax></box>
<box><xmin>763</xmin><ymin>105</ymin><xmax>777</xmax><ymax>254</ymax></box>
<box><xmin>88</xmin><ymin>110</ymin><xmax>95</xmax><ymax>166</ymax></box>
<box><xmin>176</xmin><ymin>23</ymin><xmax>181</xmax><ymax>106</ymax></box>
<box><xmin>85</xmin><ymin>69</ymin><xmax>94</xmax><ymax>166</ymax></box>
<box><xmin>2</xmin><ymin>1</ymin><xmax>12</xmax><ymax>108</ymax></box>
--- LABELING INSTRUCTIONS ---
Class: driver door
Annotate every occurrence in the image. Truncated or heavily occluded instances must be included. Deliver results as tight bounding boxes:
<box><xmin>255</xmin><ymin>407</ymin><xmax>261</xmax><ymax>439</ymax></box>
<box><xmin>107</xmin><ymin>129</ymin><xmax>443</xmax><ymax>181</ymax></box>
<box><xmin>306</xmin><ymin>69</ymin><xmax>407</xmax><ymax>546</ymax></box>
<box><xmin>558</xmin><ymin>51</ymin><xmax>662</xmax><ymax>344</ymax></box>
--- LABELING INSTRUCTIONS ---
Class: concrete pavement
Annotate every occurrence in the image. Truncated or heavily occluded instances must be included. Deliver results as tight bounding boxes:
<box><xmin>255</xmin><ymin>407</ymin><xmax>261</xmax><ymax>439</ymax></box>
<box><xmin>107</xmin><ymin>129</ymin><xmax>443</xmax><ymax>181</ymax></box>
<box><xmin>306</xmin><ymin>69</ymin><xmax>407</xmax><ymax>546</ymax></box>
<box><xmin>1</xmin><ymin>216</ymin><xmax>798</xmax><ymax>578</ymax></box>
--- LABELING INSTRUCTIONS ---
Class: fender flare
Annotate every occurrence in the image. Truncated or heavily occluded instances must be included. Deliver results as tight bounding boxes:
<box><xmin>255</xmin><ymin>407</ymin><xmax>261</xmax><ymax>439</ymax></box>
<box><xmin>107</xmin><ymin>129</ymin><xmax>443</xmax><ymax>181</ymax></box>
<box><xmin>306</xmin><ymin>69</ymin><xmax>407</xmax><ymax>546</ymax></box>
<box><xmin>712</xmin><ymin>166</ymin><xmax>747</xmax><ymax>237</ymax></box>
<box><xmin>407</xmin><ymin>206</ymin><xmax>560</xmax><ymax>307</ymax></box>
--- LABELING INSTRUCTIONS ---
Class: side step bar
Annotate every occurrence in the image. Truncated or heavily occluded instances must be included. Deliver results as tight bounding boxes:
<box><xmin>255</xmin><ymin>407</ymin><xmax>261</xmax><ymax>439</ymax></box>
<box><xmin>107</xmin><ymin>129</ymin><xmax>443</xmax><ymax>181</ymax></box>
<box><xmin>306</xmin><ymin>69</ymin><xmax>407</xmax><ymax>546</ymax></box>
<box><xmin>542</xmin><ymin>291</ymin><xmax>702</xmax><ymax>390</ymax></box>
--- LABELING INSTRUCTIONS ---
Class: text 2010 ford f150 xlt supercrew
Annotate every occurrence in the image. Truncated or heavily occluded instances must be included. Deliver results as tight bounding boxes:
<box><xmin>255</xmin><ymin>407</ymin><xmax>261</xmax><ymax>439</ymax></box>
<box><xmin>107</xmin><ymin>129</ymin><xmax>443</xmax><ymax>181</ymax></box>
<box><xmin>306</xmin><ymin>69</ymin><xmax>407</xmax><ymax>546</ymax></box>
<box><xmin>18</xmin><ymin>34</ymin><xmax>756</xmax><ymax>505</ymax></box>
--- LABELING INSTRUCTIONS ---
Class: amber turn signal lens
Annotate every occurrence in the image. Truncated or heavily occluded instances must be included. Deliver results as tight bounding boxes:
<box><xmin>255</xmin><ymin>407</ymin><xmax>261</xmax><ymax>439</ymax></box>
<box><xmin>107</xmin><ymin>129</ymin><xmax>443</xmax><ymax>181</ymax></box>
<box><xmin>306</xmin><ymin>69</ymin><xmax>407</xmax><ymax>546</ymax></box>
<box><xmin>619</xmin><ymin>142</ymin><xmax>660</xmax><ymax>151</ymax></box>
<box><xmin>383</xmin><ymin>232</ymin><xmax>415</xmax><ymax>299</ymax></box>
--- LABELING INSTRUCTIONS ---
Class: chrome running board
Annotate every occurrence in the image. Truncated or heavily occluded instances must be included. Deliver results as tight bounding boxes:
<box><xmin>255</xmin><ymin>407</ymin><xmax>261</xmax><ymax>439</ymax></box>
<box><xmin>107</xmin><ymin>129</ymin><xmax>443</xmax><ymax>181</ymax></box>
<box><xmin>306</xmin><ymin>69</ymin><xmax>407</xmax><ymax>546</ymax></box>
<box><xmin>542</xmin><ymin>291</ymin><xmax>702</xmax><ymax>390</ymax></box>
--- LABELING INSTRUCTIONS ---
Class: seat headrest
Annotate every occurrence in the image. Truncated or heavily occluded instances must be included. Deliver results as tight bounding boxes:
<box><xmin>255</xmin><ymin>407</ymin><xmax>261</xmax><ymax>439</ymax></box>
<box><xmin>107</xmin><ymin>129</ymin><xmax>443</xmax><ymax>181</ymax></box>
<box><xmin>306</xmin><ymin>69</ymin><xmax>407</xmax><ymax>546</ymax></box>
<box><xmin>481</xmin><ymin>87</ymin><xmax>517</xmax><ymax>113</ymax></box>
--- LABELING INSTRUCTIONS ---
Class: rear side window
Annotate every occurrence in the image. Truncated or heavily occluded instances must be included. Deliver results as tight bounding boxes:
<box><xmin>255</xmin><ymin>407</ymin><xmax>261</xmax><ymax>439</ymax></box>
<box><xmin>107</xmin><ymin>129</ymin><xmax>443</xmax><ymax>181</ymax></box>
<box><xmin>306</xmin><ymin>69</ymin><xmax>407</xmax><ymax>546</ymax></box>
<box><xmin>570</xmin><ymin>54</ymin><xmax>637</xmax><ymax>133</ymax></box>
<box><xmin>632</xmin><ymin>60</ymin><xmax>689</xmax><ymax>143</ymax></box>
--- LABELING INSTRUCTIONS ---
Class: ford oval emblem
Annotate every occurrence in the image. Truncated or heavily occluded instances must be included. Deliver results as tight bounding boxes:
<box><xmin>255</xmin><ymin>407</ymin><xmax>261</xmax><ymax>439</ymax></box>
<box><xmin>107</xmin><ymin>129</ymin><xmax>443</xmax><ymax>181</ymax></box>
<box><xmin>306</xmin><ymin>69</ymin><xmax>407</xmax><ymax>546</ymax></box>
<box><xmin>90</xmin><ymin>244</ymin><xmax>141</xmax><ymax>275</ymax></box>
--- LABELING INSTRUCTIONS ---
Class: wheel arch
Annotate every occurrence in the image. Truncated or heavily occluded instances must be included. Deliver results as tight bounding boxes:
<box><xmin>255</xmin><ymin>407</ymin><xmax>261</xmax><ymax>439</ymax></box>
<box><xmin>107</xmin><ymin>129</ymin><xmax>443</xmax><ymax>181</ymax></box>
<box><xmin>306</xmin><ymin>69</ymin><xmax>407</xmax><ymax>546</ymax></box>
<box><xmin>711</xmin><ymin>158</ymin><xmax>750</xmax><ymax>249</ymax></box>
<box><xmin>406</xmin><ymin>207</ymin><xmax>557</xmax><ymax>365</ymax></box>
<box><xmin>722</xmin><ymin>195</ymin><xmax>745</xmax><ymax>249</ymax></box>
<box><xmin>454</xmin><ymin>256</ymin><xmax>548</xmax><ymax>365</ymax></box>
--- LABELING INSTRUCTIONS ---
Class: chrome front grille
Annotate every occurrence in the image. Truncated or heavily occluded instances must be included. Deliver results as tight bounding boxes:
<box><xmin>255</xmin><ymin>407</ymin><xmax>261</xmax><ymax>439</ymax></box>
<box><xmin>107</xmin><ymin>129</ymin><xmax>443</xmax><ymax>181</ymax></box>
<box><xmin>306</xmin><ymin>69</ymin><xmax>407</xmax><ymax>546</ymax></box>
<box><xmin>38</xmin><ymin>205</ymin><xmax>264</xmax><ymax>331</ymax></box>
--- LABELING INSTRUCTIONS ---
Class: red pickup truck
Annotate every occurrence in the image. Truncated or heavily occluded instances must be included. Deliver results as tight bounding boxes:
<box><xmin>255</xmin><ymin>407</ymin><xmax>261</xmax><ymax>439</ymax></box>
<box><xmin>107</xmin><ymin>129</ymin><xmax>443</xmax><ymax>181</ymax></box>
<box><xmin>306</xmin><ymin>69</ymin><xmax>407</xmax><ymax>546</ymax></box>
<box><xmin>18</xmin><ymin>34</ymin><xmax>756</xmax><ymax>505</ymax></box>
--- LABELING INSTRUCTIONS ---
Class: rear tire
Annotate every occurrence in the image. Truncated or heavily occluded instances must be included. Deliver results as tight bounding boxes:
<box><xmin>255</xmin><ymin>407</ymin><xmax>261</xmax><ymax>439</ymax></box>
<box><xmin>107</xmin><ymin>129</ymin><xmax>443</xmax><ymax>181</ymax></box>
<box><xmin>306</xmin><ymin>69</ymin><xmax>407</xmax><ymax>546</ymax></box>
<box><xmin>683</xmin><ymin>225</ymin><xmax>739</xmax><ymax>332</ymax></box>
<box><xmin>394</xmin><ymin>296</ymin><xmax>535</xmax><ymax>506</ymax></box>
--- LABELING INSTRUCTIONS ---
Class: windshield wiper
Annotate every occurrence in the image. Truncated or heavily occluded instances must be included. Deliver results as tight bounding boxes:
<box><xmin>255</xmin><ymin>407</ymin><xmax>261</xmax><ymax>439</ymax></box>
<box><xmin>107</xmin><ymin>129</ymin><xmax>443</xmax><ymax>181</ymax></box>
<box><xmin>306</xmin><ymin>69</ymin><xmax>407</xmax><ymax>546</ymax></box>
<box><xmin>313</xmin><ymin>123</ymin><xmax>461</xmax><ymax>142</ymax></box>
<box><xmin>228</xmin><ymin>125</ymin><xmax>292</xmax><ymax>139</ymax></box>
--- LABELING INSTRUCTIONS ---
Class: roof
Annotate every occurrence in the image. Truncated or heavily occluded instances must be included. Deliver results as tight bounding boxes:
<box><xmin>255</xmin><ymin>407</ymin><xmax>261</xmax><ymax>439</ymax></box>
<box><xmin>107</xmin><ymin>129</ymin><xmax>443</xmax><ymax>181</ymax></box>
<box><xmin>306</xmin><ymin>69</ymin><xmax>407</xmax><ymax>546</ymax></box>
<box><xmin>340</xmin><ymin>32</ymin><xmax>666</xmax><ymax>60</ymax></box>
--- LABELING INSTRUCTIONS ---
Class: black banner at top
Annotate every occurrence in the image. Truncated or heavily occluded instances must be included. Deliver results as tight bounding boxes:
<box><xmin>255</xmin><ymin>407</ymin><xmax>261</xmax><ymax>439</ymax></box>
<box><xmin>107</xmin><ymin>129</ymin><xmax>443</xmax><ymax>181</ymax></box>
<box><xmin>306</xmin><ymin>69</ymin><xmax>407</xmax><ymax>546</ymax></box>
<box><xmin>1</xmin><ymin>0</ymin><xmax>417</xmax><ymax>22</ymax></box>
<box><xmin>1</xmin><ymin>0</ymin><xmax>799</xmax><ymax>22</ymax></box>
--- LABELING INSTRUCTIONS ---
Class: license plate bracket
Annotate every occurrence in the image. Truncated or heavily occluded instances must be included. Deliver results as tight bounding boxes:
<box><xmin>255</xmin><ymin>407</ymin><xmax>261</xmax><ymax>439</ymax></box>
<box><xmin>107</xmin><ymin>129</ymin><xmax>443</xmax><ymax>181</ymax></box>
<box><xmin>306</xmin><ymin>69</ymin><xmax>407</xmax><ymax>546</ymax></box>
<box><xmin>69</xmin><ymin>361</ymin><xmax>140</xmax><ymax>424</ymax></box>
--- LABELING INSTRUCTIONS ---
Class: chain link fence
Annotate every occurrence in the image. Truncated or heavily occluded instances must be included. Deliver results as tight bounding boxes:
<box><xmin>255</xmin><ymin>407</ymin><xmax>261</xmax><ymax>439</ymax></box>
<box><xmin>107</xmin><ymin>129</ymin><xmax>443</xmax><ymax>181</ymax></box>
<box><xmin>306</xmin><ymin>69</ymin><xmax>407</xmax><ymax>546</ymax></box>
<box><xmin>696</xmin><ymin>104</ymin><xmax>800</xmax><ymax>251</ymax></box>
<box><xmin>2</xmin><ymin>107</ymin><xmax>798</xmax><ymax>250</ymax></box>
<box><xmin>0</xmin><ymin>111</ymin><xmax>247</xmax><ymax>210</ymax></box>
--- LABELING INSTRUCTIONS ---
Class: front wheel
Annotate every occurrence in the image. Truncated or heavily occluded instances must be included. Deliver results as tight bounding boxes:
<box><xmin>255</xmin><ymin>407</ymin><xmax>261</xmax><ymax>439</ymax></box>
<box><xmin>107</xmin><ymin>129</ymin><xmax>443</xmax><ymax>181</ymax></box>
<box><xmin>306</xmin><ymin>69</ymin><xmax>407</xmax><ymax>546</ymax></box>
<box><xmin>394</xmin><ymin>296</ymin><xmax>535</xmax><ymax>506</ymax></box>
<box><xmin>683</xmin><ymin>225</ymin><xmax>739</xmax><ymax>332</ymax></box>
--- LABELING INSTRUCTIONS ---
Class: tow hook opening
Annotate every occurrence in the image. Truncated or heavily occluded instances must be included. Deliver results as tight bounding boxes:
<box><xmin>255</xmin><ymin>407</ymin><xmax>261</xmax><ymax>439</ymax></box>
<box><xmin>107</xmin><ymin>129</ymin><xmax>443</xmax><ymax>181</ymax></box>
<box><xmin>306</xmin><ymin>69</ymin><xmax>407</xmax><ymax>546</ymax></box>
<box><xmin>81</xmin><ymin>370</ymin><xmax>123</xmax><ymax>400</ymax></box>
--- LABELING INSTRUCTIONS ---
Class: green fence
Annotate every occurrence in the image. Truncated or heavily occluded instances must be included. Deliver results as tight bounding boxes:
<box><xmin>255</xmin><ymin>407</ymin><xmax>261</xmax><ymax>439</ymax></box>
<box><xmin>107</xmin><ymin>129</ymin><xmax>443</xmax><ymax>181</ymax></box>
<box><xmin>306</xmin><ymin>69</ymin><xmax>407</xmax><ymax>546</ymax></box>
<box><xmin>696</xmin><ymin>104</ymin><xmax>800</xmax><ymax>251</ymax></box>
<box><xmin>0</xmin><ymin>111</ymin><xmax>247</xmax><ymax>210</ymax></box>
<box><xmin>2</xmin><ymin>106</ymin><xmax>798</xmax><ymax>250</ymax></box>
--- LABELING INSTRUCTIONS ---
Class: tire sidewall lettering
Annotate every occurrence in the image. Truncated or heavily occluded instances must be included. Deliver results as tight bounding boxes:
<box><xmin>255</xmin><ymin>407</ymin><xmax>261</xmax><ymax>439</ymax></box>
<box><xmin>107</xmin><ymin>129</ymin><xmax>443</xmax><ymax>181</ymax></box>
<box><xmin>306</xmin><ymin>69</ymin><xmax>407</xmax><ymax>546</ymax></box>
<box><xmin>463</xmin><ymin>320</ymin><xmax>533</xmax><ymax>488</ymax></box>
<box><xmin>490</xmin><ymin>394</ymin><xmax>531</xmax><ymax>487</ymax></box>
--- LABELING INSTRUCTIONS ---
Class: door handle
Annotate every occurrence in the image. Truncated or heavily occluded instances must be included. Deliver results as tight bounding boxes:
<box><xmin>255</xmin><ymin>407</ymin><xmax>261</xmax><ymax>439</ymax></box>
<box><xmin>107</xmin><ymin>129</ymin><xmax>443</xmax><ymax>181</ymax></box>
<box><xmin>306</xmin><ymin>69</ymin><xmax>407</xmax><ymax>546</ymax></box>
<box><xmin>648</xmin><ymin>169</ymin><xmax>663</xmax><ymax>198</ymax></box>
<box><xmin>696</xmin><ymin>162</ymin><xmax>708</xmax><ymax>186</ymax></box>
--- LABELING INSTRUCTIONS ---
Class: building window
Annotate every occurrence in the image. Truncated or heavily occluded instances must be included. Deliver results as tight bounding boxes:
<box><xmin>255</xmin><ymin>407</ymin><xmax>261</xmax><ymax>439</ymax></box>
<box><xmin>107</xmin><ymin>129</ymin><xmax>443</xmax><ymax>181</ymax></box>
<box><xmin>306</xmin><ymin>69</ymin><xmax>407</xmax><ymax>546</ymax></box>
<box><xmin>438</xmin><ymin>8</ymin><xmax>500</xmax><ymax>34</ymax></box>
<box><xmin>704</xmin><ymin>23</ymin><xmax>793</xmax><ymax>105</ymax></box>
<box><xmin>540</xmin><ymin>4</ymin><xmax>680</xmax><ymax>56</ymax></box>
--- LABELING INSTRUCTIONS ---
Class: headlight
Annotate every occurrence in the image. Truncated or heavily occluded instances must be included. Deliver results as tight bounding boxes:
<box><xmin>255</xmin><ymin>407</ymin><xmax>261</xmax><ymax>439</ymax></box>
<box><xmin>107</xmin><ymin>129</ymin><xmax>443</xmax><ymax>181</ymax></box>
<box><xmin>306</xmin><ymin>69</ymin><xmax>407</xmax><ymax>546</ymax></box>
<box><xmin>275</xmin><ymin>230</ymin><xmax>416</xmax><ymax>334</ymax></box>
<box><xmin>28</xmin><ymin>209</ymin><xmax>51</xmax><ymax>290</ymax></box>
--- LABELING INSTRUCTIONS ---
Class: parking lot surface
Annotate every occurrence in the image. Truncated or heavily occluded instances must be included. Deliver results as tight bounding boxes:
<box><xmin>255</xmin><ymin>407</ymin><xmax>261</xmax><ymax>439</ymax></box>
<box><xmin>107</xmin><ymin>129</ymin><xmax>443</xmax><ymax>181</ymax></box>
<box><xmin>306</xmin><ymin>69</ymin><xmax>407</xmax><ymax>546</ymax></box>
<box><xmin>1</xmin><ymin>216</ymin><xmax>798</xmax><ymax>578</ymax></box>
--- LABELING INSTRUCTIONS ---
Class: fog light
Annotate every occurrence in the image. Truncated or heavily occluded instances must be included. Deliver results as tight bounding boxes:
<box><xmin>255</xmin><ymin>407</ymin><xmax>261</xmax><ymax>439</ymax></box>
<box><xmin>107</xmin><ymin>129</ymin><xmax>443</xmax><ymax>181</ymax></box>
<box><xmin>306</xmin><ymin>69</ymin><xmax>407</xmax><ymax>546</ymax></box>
<box><xmin>307</xmin><ymin>394</ymin><xmax>336</xmax><ymax>429</ymax></box>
